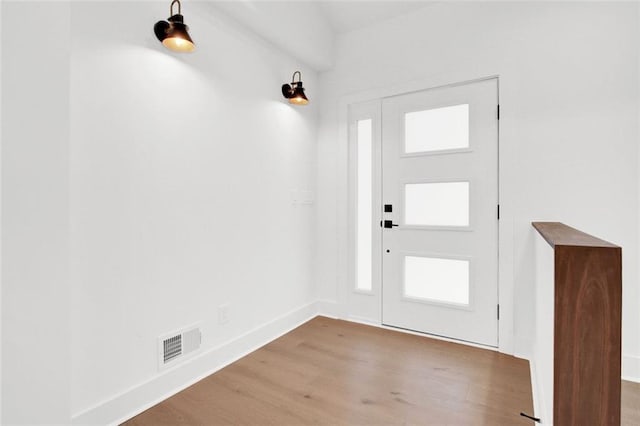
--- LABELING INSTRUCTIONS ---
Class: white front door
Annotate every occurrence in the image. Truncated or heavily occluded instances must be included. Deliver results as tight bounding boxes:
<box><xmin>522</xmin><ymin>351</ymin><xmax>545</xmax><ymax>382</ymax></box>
<box><xmin>381</xmin><ymin>78</ymin><xmax>499</xmax><ymax>346</ymax></box>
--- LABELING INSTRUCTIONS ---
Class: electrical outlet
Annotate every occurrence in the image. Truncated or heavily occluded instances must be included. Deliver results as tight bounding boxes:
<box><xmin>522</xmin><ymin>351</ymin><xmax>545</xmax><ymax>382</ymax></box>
<box><xmin>218</xmin><ymin>303</ymin><xmax>230</xmax><ymax>325</ymax></box>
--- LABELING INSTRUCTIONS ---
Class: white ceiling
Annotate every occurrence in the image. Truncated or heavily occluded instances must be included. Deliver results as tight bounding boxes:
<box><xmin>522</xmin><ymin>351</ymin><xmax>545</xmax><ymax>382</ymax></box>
<box><xmin>318</xmin><ymin>1</ymin><xmax>435</xmax><ymax>34</ymax></box>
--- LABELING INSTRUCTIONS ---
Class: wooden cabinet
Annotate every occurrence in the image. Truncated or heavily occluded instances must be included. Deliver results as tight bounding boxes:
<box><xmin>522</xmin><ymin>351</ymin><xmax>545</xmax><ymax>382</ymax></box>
<box><xmin>533</xmin><ymin>222</ymin><xmax>621</xmax><ymax>425</ymax></box>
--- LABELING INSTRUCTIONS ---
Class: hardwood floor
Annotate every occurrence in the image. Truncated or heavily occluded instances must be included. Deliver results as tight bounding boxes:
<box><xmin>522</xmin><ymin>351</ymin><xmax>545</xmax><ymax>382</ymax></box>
<box><xmin>622</xmin><ymin>380</ymin><xmax>640</xmax><ymax>426</ymax></box>
<box><xmin>125</xmin><ymin>317</ymin><xmax>536</xmax><ymax>425</ymax></box>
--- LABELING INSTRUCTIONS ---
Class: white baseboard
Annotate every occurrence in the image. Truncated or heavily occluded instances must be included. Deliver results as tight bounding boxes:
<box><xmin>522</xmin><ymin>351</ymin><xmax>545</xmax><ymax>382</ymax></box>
<box><xmin>345</xmin><ymin>314</ymin><xmax>379</xmax><ymax>326</ymax></box>
<box><xmin>315</xmin><ymin>299</ymin><xmax>341</xmax><ymax>318</ymax></box>
<box><xmin>513</xmin><ymin>335</ymin><xmax>534</xmax><ymax>361</ymax></box>
<box><xmin>623</xmin><ymin>354</ymin><xmax>640</xmax><ymax>382</ymax></box>
<box><xmin>528</xmin><ymin>359</ymin><xmax>550</xmax><ymax>425</ymax></box>
<box><xmin>72</xmin><ymin>301</ymin><xmax>320</xmax><ymax>426</ymax></box>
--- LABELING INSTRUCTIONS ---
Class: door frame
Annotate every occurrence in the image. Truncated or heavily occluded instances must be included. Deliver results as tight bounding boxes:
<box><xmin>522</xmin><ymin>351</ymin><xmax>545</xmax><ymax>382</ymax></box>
<box><xmin>338</xmin><ymin>74</ymin><xmax>514</xmax><ymax>354</ymax></box>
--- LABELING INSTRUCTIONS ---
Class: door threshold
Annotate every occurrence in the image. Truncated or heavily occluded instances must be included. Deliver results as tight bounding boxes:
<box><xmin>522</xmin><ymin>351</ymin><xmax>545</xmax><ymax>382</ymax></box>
<box><xmin>381</xmin><ymin>322</ymin><xmax>498</xmax><ymax>350</ymax></box>
<box><xmin>344</xmin><ymin>315</ymin><xmax>498</xmax><ymax>351</ymax></box>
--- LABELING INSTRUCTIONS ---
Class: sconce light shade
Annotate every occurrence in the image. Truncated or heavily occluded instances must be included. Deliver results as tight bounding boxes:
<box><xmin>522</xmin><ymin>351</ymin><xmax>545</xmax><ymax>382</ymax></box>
<box><xmin>154</xmin><ymin>0</ymin><xmax>195</xmax><ymax>53</ymax></box>
<box><xmin>282</xmin><ymin>71</ymin><xmax>309</xmax><ymax>105</ymax></box>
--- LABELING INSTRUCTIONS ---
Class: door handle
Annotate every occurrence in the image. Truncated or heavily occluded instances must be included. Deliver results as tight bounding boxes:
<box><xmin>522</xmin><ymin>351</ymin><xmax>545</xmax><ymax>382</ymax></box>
<box><xmin>383</xmin><ymin>220</ymin><xmax>399</xmax><ymax>229</ymax></box>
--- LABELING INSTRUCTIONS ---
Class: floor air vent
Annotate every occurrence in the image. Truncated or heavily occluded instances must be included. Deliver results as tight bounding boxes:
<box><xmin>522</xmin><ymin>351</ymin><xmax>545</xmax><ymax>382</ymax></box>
<box><xmin>159</xmin><ymin>324</ymin><xmax>201</xmax><ymax>369</ymax></box>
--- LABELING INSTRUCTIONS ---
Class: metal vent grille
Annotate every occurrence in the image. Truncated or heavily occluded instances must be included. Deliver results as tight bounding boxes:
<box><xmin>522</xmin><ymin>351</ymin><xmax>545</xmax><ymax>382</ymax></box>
<box><xmin>158</xmin><ymin>324</ymin><xmax>201</xmax><ymax>370</ymax></box>
<box><xmin>163</xmin><ymin>335</ymin><xmax>182</xmax><ymax>364</ymax></box>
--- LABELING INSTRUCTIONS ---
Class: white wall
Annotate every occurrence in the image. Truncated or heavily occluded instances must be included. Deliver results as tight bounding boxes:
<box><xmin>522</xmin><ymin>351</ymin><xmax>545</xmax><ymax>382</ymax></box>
<box><xmin>635</xmin><ymin>2</ymin><xmax>640</xmax><ymax>383</ymax></box>
<box><xmin>2</xmin><ymin>1</ymin><xmax>639</xmax><ymax>423</ymax></box>
<box><xmin>212</xmin><ymin>1</ymin><xmax>334</xmax><ymax>71</ymax></box>
<box><xmin>1</xmin><ymin>2</ymin><xmax>72</xmax><ymax>424</ymax></box>
<box><xmin>532</xmin><ymin>233</ymin><xmax>555</xmax><ymax>424</ymax></box>
<box><xmin>316</xmin><ymin>1</ymin><xmax>639</xmax><ymax>377</ymax></box>
<box><xmin>69</xmin><ymin>1</ymin><xmax>319</xmax><ymax>422</ymax></box>
<box><xmin>3</xmin><ymin>1</ymin><xmax>319</xmax><ymax>424</ymax></box>
<box><xmin>1</xmin><ymin>1</ymin><xmax>3</xmax><ymax>421</ymax></box>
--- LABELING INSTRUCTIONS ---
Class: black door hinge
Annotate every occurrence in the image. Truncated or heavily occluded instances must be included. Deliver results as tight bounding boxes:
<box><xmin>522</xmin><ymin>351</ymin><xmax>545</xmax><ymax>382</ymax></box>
<box><xmin>497</xmin><ymin>104</ymin><xmax>500</xmax><ymax>120</ymax></box>
<box><xmin>497</xmin><ymin>204</ymin><xmax>500</xmax><ymax>220</ymax></box>
<box><xmin>497</xmin><ymin>304</ymin><xmax>500</xmax><ymax>320</ymax></box>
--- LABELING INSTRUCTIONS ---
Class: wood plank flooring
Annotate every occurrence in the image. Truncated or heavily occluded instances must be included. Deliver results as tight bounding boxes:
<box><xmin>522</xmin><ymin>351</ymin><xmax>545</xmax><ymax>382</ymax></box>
<box><xmin>622</xmin><ymin>380</ymin><xmax>640</xmax><ymax>426</ymax></box>
<box><xmin>124</xmin><ymin>317</ymin><xmax>536</xmax><ymax>425</ymax></box>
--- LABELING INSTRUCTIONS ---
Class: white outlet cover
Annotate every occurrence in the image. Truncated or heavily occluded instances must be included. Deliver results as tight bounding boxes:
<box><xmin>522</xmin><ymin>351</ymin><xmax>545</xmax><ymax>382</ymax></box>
<box><xmin>218</xmin><ymin>303</ymin><xmax>230</xmax><ymax>325</ymax></box>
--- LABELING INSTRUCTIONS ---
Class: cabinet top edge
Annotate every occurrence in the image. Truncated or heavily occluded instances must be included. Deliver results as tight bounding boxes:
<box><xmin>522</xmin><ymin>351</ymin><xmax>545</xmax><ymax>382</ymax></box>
<box><xmin>532</xmin><ymin>222</ymin><xmax>620</xmax><ymax>249</ymax></box>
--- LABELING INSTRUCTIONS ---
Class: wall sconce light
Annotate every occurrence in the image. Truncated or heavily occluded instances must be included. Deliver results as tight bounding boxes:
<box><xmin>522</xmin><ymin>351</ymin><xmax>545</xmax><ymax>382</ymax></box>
<box><xmin>282</xmin><ymin>71</ymin><xmax>309</xmax><ymax>105</ymax></box>
<box><xmin>154</xmin><ymin>0</ymin><xmax>195</xmax><ymax>53</ymax></box>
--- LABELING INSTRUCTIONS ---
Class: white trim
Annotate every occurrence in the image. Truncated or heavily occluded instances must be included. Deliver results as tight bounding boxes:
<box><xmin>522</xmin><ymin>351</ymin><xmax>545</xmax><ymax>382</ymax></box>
<box><xmin>344</xmin><ymin>314</ymin><xmax>380</xmax><ymax>327</ymax></box>
<box><xmin>528</xmin><ymin>359</ymin><xmax>547</xmax><ymax>425</ymax></box>
<box><xmin>623</xmin><ymin>354</ymin><xmax>640</xmax><ymax>383</ymax></box>
<box><xmin>364</xmin><ymin>75</ymin><xmax>501</xmax><ymax>105</ymax></box>
<box><xmin>0</xmin><ymin>1</ymin><xmax>3</xmax><ymax>420</ymax></box>
<box><xmin>72</xmin><ymin>302</ymin><xmax>320</xmax><ymax>426</ymax></box>
<box><xmin>352</xmin><ymin>289</ymin><xmax>375</xmax><ymax>296</ymax></box>
<box><xmin>513</xmin><ymin>336</ymin><xmax>535</xmax><ymax>361</ymax></box>
<box><xmin>315</xmin><ymin>299</ymin><xmax>341</xmax><ymax>318</ymax></box>
<box><xmin>400</xmin><ymin>147</ymin><xmax>473</xmax><ymax>159</ymax></box>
